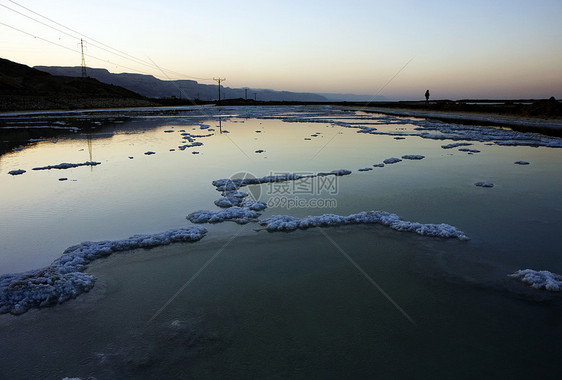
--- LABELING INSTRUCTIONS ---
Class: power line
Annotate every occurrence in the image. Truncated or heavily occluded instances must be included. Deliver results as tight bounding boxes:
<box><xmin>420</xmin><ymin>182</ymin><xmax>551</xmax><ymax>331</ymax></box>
<box><xmin>375</xmin><ymin>56</ymin><xmax>416</xmax><ymax>96</ymax></box>
<box><xmin>5</xmin><ymin>0</ymin><xmax>213</xmax><ymax>81</ymax></box>
<box><xmin>359</xmin><ymin>56</ymin><xmax>416</xmax><ymax>107</ymax></box>
<box><xmin>0</xmin><ymin>3</ymin><xmax>75</xmax><ymax>40</ymax></box>
<box><xmin>0</xmin><ymin>21</ymin><xmax>155</xmax><ymax>76</ymax></box>
<box><xmin>148</xmin><ymin>56</ymin><xmax>199</xmax><ymax>104</ymax></box>
<box><xmin>7</xmin><ymin>1</ymin><xmax>153</xmax><ymax>67</ymax></box>
<box><xmin>0</xmin><ymin>21</ymin><xmax>78</xmax><ymax>55</ymax></box>
<box><xmin>2</xmin><ymin>1</ymin><xmax>168</xmax><ymax>75</ymax></box>
<box><xmin>1</xmin><ymin>2</ymin><xmax>157</xmax><ymax>71</ymax></box>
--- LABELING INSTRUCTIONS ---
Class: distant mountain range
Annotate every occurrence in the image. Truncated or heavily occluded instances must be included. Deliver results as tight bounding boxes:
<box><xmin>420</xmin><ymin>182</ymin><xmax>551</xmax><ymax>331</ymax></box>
<box><xmin>34</xmin><ymin>66</ymin><xmax>386</xmax><ymax>102</ymax></box>
<box><xmin>34</xmin><ymin>66</ymin><xmax>323</xmax><ymax>102</ymax></box>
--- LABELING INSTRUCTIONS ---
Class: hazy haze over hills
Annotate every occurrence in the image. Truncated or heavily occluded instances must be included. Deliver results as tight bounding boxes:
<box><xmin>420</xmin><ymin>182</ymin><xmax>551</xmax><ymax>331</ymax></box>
<box><xmin>35</xmin><ymin>66</ymin><xmax>348</xmax><ymax>102</ymax></box>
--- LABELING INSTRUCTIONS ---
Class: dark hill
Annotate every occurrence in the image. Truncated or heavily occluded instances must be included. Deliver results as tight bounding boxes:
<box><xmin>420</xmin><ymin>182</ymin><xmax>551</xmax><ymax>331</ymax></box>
<box><xmin>0</xmin><ymin>57</ymin><xmax>156</xmax><ymax>110</ymax></box>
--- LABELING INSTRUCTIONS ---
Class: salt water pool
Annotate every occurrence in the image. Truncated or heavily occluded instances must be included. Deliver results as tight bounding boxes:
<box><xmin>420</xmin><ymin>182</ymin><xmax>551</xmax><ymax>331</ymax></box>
<box><xmin>1</xmin><ymin>105</ymin><xmax>561</xmax><ymax>378</ymax></box>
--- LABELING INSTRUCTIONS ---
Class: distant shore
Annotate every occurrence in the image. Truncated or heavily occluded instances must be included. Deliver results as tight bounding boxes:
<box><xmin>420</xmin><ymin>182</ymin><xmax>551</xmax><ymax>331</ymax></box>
<box><xmin>2</xmin><ymin>97</ymin><xmax>561</xmax><ymax>137</ymax></box>
<box><xmin>217</xmin><ymin>98</ymin><xmax>562</xmax><ymax>135</ymax></box>
<box><xmin>360</xmin><ymin>101</ymin><xmax>562</xmax><ymax>136</ymax></box>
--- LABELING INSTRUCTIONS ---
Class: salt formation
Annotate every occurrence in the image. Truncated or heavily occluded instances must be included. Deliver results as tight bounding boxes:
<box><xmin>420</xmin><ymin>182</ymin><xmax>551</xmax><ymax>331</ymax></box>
<box><xmin>320</xmin><ymin>169</ymin><xmax>352</xmax><ymax>176</ymax></box>
<box><xmin>188</xmin><ymin>169</ymin><xmax>469</xmax><ymax>242</ymax></box>
<box><xmin>257</xmin><ymin>106</ymin><xmax>561</xmax><ymax>148</ymax></box>
<box><xmin>189</xmin><ymin>170</ymin><xmax>352</xmax><ymax>224</ymax></box>
<box><xmin>177</xmin><ymin>132</ymin><xmax>211</xmax><ymax>151</ymax></box>
<box><xmin>178</xmin><ymin>142</ymin><xmax>203</xmax><ymax>150</ymax></box>
<box><xmin>442</xmin><ymin>143</ymin><xmax>473</xmax><ymax>149</ymax></box>
<box><xmin>32</xmin><ymin>162</ymin><xmax>101</xmax><ymax>170</ymax></box>
<box><xmin>475</xmin><ymin>181</ymin><xmax>494</xmax><ymax>188</ymax></box>
<box><xmin>509</xmin><ymin>269</ymin><xmax>562</xmax><ymax>292</ymax></box>
<box><xmin>383</xmin><ymin>157</ymin><xmax>402</xmax><ymax>164</ymax></box>
<box><xmin>401</xmin><ymin>155</ymin><xmax>425</xmax><ymax>160</ymax></box>
<box><xmin>458</xmin><ymin>148</ymin><xmax>480</xmax><ymax>153</ymax></box>
<box><xmin>259</xmin><ymin>212</ymin><xmax>469</xmax><ymax>240</ymax></box>
<box><xmin>187</xmin><ymin>207</ymin><xmax>262</xmax><ymax>224</ymax></box>
<box><xmin>0</xmin><ymin>227</ymin><xmax>207</xmax><ymax>315</ymax></box>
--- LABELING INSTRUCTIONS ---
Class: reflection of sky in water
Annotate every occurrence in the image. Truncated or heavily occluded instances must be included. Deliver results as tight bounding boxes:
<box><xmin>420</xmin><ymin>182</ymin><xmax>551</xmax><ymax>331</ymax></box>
<box><xmin>1</xmin><ymin>106</ymin><xmax>562</xmax><ymax>378</ymax></box>
<box><xmin>1</xmin><ymin>107</ymin><xmax>561</xmax><ymax>275</ymax></box>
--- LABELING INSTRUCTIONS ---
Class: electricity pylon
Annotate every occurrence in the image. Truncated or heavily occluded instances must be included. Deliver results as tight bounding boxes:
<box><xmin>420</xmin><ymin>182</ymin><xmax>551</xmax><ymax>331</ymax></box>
<box><xmin>213</xmin><ymin>77</ymin><xmax>226</xmax><ymax>103</ymax></box>
<box><xmin>80</xmin><ymin>38</ymin><xmax>87</xmax><ymax>78</ymax></box>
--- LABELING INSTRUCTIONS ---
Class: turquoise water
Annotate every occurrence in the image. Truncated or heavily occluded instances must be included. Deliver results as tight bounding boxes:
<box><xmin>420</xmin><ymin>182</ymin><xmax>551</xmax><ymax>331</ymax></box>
<box><xmin>1</xmin><ymin>106</ymin><xmax>561</xmax><ymax>378</ymax></box>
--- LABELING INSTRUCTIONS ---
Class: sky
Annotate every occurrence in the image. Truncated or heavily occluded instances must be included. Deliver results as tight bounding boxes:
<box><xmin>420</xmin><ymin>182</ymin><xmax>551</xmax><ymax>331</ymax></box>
<box><xmin>1</xmin><ymin>0</ymin><xmax>561</xmax><ymax>100</ymax></box>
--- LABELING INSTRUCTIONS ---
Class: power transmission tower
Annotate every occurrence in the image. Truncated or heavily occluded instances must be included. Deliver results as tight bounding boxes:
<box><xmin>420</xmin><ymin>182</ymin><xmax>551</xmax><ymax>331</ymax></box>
<box><xmin>80</xmin><ymin>38</ymin><xmax>87</xmax><ymax>78</ymax></box>
<box><xmin>213</xmin><ymin>77</ymin><xmax>226</xmax><ymax>104</ymax></box>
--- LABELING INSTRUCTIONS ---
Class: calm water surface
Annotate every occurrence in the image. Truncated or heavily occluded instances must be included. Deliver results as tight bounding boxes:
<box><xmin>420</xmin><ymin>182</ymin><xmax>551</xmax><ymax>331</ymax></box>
<box><xmin>0</xmin><ymin>106</ymin><xmax>561</xmax><ymax>379</ymax></box>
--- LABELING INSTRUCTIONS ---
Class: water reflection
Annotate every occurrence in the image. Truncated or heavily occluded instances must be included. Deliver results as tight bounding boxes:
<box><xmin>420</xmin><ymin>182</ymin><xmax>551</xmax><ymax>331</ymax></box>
<box><xmin>1</xmin><ymin>106</ymin><xmax>562</xmax><ymax>378</ymax></box>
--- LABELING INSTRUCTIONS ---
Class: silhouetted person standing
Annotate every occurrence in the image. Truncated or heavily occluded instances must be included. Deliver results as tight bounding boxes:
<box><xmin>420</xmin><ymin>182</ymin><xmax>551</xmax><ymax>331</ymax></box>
<box><xmin>425</xmin><ymin>90</ymin><xmax>430</xmax><ymax>103</ymax></box>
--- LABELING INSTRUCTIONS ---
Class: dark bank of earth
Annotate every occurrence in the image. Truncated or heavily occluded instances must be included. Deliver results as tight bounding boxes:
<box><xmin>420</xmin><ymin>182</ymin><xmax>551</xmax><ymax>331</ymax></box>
<box><xmin>0</xmin><ymin>57</ymin><xmax>156</xmax><ymax>111</ymax></box>
<box><xmin>367</xmin><ymin>98</ymin><xmax>562</xmax><ymax>118</ymax></box>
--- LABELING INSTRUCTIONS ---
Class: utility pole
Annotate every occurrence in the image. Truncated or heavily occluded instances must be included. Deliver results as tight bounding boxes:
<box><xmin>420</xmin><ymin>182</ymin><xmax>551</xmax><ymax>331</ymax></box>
<box><xmin>213</xmin><ymin>77</ymin><xmax>226</xmax><ymax>104</ymax></box>
<box><xmin>80</xmin><ymin>39</ymin><xmax>87</xmax><ymax>78</ymax></box>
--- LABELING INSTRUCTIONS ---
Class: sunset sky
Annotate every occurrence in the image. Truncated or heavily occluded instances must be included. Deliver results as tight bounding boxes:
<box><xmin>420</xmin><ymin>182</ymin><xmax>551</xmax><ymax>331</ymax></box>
<box><xmin>1</xmin><ymin>0</ymin><xmax>561</xmax><ymax>100</ymax></box>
